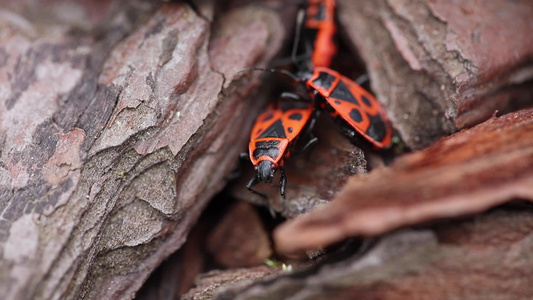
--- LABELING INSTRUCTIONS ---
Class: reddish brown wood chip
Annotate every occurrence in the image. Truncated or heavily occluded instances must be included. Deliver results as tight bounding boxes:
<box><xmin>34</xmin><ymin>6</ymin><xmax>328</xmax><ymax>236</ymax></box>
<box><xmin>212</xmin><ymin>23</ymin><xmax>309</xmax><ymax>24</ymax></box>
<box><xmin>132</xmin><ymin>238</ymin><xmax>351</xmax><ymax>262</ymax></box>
<box><xmin>338</xmin><ymin>0</ymin><xmax>533</xmax><ymax>149</ymax></box>
<box><xmin>214</xmin><ymin>209</ymin><xmax>533</xmax><ymax>300</ymax></box>
<box><xmin>207</xmin><ymin>202</ymin><xmax>272</xmax><ymax>268</ymax></box>
<box><xmin>274</xmin><ymin>108</ymin><xmax>533</xmax><ymax>255</ymax></box>
<box><xmin>182</xmin><ymin>266</ymin><xmax>281</xmax><ymax>300</ymax></box>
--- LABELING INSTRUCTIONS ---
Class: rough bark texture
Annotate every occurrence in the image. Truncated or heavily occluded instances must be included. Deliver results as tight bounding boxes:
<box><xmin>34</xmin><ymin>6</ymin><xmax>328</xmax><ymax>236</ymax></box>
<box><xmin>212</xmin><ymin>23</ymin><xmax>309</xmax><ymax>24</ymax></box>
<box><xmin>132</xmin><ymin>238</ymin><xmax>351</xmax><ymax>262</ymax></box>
<box><xmin>181</xmin><ymin>0</ymin><xmax>533</xmax><ymax>299</ymax></box>
<box><xmin>338</xmin><ymin>0</ymin><xmax>533</xmax><ymax>149</ymax></box>
<box><xmin>275</xmin><ymin>108</ymin><xmax>533</xmax><ymax>255</ymax></box>
<box><xmin>214</xmin><ymin>209</ymin><xmax>533</xmax><ymax>300</ymax></box>
<box><xmin>2</xmin><ymin>0</ymin><xmax>533</xmax><ymax>299</ymax></box>
<box><xmin>183</xmin><ymin>265</ymin><xmax>283</xmax><ymax>300</ymax></box>
<box><xmin>181</xmin><ymin>109</ymin><xmax>533</xmax><ymax>300</ymax></box>
<box><xmin>0</xmin><ymin>1</ymin><xmax>285</xmax><ymax>299</ymax></box>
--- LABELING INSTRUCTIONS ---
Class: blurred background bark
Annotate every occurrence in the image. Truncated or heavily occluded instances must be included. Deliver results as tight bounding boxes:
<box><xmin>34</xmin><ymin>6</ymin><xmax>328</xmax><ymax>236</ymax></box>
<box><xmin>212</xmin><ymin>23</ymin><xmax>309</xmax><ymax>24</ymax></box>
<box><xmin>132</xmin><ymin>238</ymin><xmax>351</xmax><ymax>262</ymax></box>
<box><xmin>0</xmin><ymin>0</ymin><xmax>532</xmax><ymax>300</ymax></box>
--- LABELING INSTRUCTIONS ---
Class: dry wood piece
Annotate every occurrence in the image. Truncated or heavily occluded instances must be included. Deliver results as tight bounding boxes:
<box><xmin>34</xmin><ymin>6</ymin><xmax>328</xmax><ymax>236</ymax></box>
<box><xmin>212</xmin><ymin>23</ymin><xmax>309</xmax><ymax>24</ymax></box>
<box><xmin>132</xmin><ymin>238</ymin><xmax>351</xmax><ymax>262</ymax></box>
<box><xmin>182</xmin><ymin>266</ymin><xmax>282</xmax><ymax>300</ymax></box>
<box><xmin>274</xmin><ymin>108</ymin><xmax>533</xmax><ymax>255</ymax></box>
<box><xmin>0</xmin><ymin>1</ymin><xmax>285</xmax><ymax>299</ymax></box>
<box><xmin>216</xmin><ymin>209</ymin><xmax>533</xmax><ymax>300</ymax></box>
<box><xmin>338</xmin><ymin>0</ymin><xmax>533</xmax><ymax>149</ymax></box>
<box><xmin>206</xmin><ymin>201</ymin><xmax>272</xmax><ymax>268</ymax></box>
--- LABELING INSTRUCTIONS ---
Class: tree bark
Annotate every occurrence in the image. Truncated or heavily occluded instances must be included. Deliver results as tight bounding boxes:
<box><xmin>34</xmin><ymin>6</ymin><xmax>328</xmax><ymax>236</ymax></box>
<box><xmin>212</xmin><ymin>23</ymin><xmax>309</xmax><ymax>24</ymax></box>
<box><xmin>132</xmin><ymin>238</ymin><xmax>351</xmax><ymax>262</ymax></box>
<box><xmin>275</xmin><ymin>108</ymin><xmax>533</xmax><ymax>255</ymax></box>
<box><xmin>215</xmin><ymin>210</ymin><xmax>533</xmax><ymax>300</ymax></box>
<box><xmin>338</xmin><ymin>0</ymin><xmax>533</xmax><ymax>149</ymax></box>
<box><xmin>2</xmin><ymin>0</ymin><xmax>533</xmax><ymax>299</ymax></box>
<box><xmin>0</xmin><ymin>1</ymin><xmax>285</xmax><ymax>299</ymax></box>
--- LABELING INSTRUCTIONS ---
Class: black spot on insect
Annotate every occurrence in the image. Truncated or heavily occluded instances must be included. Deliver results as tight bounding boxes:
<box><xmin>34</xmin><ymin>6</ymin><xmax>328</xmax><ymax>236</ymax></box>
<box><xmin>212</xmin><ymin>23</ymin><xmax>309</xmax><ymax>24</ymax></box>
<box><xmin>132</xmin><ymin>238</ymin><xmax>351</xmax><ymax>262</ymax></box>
<box><xmin>288</xmin><ymin>113</ymin><xmax>303</xmax><ymax>120</ymax></box>
<box><xmin>258</xmin><ymin>120</ymin><xmax>286</xmax><ymax>139</ymax></box>
<box><xmin>253</xmin><ymin>140</ymin><xmax>282</xmax><ymax>160</ymax></box>
<box><xmin>256</xmin><ymin>139</ymin><xmax>281</xmax><ymax>148</ymax></box>
<box><xmin>288</xmin><ymin>127</ymin><xmax>293</xmax><ymax>133</ymax></box>
<box><xmin>350</xmin><ymin>108</ymin><xmax>363</xmax><ymax>123</ymax></box>
<box><xmin>334</xmin><ymin>100</ymin><xmax>341</xmax><ymax>105</ymax></box>
<box><xmin>361</xmin><ymin>95</ymin><xmax>372</xmax><ymax>107</ymax></box>
<box><xmin>315</xmin><ymin>4</ymin><xmax>326</xmax><ymax>21</ymax></box>
<box><xmin>253</xmin><ymin>147</ymin><xmax>281</xmax><ymax>160</ymax></box>
<box><xmin>313</xmin><ymin>72</ymin><xmax>335</xmax><ymax>90</ymax></box>
<box><xmin>262</xmin><ymin>113</ymin><xmax>274</xmax><ymax>122</ymax></box>
<box><xmin>330</xmin><ymin>81</ymin><xmax>359</xmax><ymax>105</ymax></box>
<box><xmin>366</xmin><ymin>114</ymin><xmax>387</xmax><ymax>142</ymax></box>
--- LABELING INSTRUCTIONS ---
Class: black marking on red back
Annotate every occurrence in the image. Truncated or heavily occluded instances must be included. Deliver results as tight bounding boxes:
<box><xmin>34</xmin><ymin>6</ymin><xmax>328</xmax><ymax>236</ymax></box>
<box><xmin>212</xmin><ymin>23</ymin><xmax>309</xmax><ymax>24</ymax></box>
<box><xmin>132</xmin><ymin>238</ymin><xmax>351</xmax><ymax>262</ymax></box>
<box><xmin>366</xmin><ymin>113</ymin><xmax>388</xmax><ymax>142</ymax></box>
<box><xmin>349</xmin><ymin>108</ymin><xmax>362</xmax><ymax>123</ymax></box>
<box><xmin>253</xmin><ymin>140</ymin><xmax>282</xmax><ymax>160</ymax></box>
<box><xmin>312</xmin><ymin>71</ymin><xmax>335</xmax><ymax>91</ymax></box>
<box><xmin>361</xmin><ymin>95</ymin><xmax>372</xmax><ymax>106</ymax></box>
<box><xmin>312</xmin><ymin>2</ymin><xmax>327</xmax><ymax>21</ymax></box>
<box><xmin>330</xmin><ymin>80</ymin><xmax>359</xmax><ymax>105</ymax></box>
<box><xmin>261</xmin><ymin>112</ymin><xmax>274</xmax><ymax>122</ymax></box>
<box><xmin>288</xmin><ymin>112</ymin><xmax>303</xmax><ymax>120</ymax></box>
<box><xmin>257</xmin><ymin>120</ymin><xmax>287</xmax><ymax>139</ymax></box>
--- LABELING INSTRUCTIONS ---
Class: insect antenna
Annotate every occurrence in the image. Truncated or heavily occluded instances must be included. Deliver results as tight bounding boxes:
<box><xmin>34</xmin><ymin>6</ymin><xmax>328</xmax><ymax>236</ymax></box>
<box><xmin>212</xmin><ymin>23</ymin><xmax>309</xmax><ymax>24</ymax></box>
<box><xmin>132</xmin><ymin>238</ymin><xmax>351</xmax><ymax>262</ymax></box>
<box><xmin>238</xmin><ymin>67</ymin><xmax>301</xmax><ymax>84</ymax></box>
<box><xmin>291</xmin><ymin>7</ymin><xmax>306</xmax><ymax>69</ymax></box>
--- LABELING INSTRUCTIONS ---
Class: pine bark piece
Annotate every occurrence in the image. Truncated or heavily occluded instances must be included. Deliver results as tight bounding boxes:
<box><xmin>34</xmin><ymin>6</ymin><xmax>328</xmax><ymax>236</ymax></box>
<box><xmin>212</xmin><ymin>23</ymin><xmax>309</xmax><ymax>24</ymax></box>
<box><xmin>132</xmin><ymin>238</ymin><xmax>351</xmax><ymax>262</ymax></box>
<box><xmin>181</xmin><ymin>266</ymin><xmax>282</xmax><ymax>300</ymax></box>
<box><xmin>0</xmin><ymin>1</ymin><xmax>285</xmax><ymax>299</ymax></box>
<box><xmin>274</xmin><ymin>107</ymin><xmax>533</xmax><ymax>255</ymax></box>
<box><xmin>135</xmin><ymin>207</ymin><xmax>213</xmax><ymax>300</ymax></box>
<box><xmin>216</xmin><ymin>209</ymin><xmax>533</xmax><ymax>300</ymax></box>
<box><xmin>206</xmin><ymin>201</ymin><xmax>272</xmax><ymax>268</ymax></box>
<box><xmin>338</xmin><ymin>0</ymin><xmax>533</xmax><ymax>149</ymax></box>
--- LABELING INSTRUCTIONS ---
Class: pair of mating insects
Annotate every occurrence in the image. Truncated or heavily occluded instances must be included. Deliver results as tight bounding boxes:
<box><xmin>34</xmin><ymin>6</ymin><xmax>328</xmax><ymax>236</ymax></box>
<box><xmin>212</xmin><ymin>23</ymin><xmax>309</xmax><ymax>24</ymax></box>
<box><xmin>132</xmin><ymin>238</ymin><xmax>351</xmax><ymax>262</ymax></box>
<box><xmin>243</xmin><ymin>0</ymin><xmax>393</xmax><ymax>198</ymax></box>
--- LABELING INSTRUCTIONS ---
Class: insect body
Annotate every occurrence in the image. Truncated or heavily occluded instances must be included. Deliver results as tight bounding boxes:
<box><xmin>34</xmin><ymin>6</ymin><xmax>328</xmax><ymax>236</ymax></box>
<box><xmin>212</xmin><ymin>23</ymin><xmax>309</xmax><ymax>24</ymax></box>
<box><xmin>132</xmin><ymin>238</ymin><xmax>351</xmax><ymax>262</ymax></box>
<box><xmin>240</xmin><ymin>66</ymin><xmax>393</xmax><ymax>149</ymax></box>
<box><xmin>242</xmin><ymin>0</ymin><xmax>391</xmax><ymax>198</ymax></box>
<box><xmin>300</xmin><ymin>0</ymin><xmax>337</xmax><ymax>68</ymax></box>
<box><xmin>302</xmin><ymin>67</ymin><xmax>393</xmax><ymax>148</ymax></box>
<box><xmin>247</xmin><ymin>96</ymin><xmax>316</xmax><ymax>197</ymax></box>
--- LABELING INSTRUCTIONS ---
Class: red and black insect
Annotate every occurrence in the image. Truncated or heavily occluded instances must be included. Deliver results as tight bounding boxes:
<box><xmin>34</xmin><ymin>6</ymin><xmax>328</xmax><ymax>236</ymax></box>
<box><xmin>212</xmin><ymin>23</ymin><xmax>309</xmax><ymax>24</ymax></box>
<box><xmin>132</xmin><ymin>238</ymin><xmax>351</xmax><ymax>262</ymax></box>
<box><xmin>302</xmin><ymin>66</ymin><xmax>393</xmax><ymax>148</ymax></box>
<box><xmin>247</xmin><ymin>94</ymin><xmax>317</xmax><ymax>197</ymax></box>
<box><xmin>294</xmin><ymin>0</ymin><xmax>337</xmax><ymax>69</ymax></box>
<box><xmin>242</xmin><ymin>66</ymin><xmax>393</xmax><ymax>149</ymax></box>
<box><xmin>303</xmin><ymin>0</ymin><xmax>337</xmax><ymax>68</ymax></box>
<box><xmin>242</xmin><ymin>0</ymin><xmax>391</xmax><ymax>197</ymax></box>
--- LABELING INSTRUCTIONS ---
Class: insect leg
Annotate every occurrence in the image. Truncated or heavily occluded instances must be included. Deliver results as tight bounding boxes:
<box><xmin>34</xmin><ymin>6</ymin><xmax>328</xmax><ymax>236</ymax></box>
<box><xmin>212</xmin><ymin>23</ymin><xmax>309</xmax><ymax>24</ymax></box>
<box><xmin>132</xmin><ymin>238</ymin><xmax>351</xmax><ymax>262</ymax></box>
<box><xmin>246</xmin><ymin>176</ymin><xmax>268</xmax><ymax>199</ymax></box>
<box><xmin>300</xmin><ymin>136</ymin><xmax>318</xmax><ymax>154</ymax></box>
<box><xmin>280</xmin><ymin>91</ymin><xmax>310</xmax><ymax>103</ymax></box>
<box><xmin>338</xmin><ymin>123</ymin><xmax>364</xmax><ymax>144</ymax></box>
<box><xmin>279</xmin><ymin>167</ymin><xmax>287</xmax><ymax>198</ymax></box>
<box><xmin>298</xmin><ymin>104</ymin><xmax>320</xmax><ymax>155</ymax></box>
<box><xmin>355</xmin><ymin>74</ymin><xmax>369</xmax><ymax>86</ymax></box>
